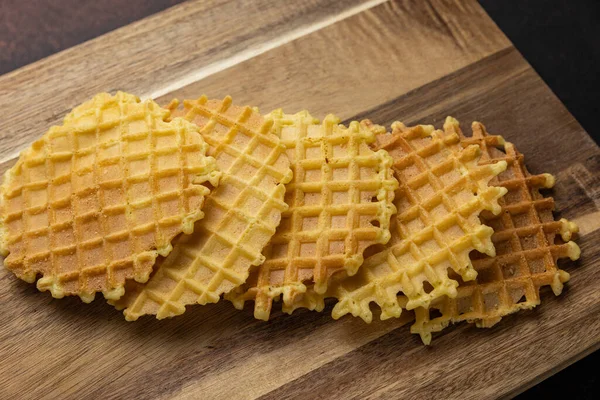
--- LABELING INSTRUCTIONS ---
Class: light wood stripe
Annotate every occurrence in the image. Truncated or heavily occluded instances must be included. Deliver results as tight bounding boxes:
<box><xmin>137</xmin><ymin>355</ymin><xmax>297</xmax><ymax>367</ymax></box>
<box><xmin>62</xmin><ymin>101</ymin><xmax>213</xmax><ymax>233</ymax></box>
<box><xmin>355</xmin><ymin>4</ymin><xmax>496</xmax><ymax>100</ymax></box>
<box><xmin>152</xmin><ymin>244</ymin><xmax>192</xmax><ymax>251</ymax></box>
<box><xmin>158</xmin><ymin>0</ymin><xmax>511</xmax><ymax>119</ymax></box>
<box><xmin>147</xmin><ymin>0</ymin><xmax>390</xmax><ymax>100</ymax></box>
<box><xmin>0</xmin><ymin>0</ymin><xmax>376</xmax><ymax>162</ymax></box>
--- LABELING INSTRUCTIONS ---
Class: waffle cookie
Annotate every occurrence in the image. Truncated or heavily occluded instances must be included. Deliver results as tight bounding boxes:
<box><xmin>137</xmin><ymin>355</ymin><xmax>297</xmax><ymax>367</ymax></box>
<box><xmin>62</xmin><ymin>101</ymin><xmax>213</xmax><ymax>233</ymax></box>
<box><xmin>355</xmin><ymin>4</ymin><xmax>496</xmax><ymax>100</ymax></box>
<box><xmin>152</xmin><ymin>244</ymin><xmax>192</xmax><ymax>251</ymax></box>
<box><xmin>319</xmin><ymin>117</ymin><xmax>508</xmax><ymax>322</ymax></box>
<box><xmin>226</xmin><ymin>110</ymin><xmax>397</xmax><ymax>320</ymax></box>
<box><xmin>0</xmin><ymin>92</ymin><xmax>220</xmax><ymax>302</ymax></box>
<box><xmin>112</xmin><ymin>96</ymin><xmax>292</xmax><ymax>320</ymax></box>
<box><xmin>410</xmin><ymin>122</ymin><xmax>580</xmax><ymax>344</ymax></box>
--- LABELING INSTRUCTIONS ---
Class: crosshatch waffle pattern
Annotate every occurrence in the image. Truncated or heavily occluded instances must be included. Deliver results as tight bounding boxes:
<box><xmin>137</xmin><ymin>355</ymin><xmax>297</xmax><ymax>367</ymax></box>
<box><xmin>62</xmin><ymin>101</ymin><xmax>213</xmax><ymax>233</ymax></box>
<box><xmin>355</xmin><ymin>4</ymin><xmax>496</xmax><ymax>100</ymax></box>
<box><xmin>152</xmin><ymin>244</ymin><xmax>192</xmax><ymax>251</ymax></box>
<box><xmin>113</xmin><ymin>96</ymin><xmax>293</xmax><ymax>320</ymax></box>
<box><xmin>0</xmin><ymin>92</ymin><xmax>220</xmax><ymax>302</ymax></box>
<box><xmin>225</xmin><ymin>110</ymin><xmax>398</xmax><ymax>321</ymax></box>
<box><xmin>410</xmin><ymin>122</ymin><xmax>580</xmax><ymax>344</ymax></box>
<box><xmin>326</xmin><ymin>117</ymin><xmax>508</xmax><ymax>323</ymax></box>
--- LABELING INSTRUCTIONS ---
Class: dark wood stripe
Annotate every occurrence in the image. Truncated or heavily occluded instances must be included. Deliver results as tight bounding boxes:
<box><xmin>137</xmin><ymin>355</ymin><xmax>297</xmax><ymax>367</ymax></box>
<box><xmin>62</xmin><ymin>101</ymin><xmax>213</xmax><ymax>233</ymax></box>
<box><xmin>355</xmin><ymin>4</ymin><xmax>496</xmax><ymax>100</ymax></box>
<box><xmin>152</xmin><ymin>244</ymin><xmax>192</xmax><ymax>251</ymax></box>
<box><xmin>344</xmin><ymin>47</ymin><xmax>598</xmax><ymax>176</ymax></box>
<box><xmin>0</xmin><ymin>0</ymin><xmax>187</xmax><ymax>75</ymax></box>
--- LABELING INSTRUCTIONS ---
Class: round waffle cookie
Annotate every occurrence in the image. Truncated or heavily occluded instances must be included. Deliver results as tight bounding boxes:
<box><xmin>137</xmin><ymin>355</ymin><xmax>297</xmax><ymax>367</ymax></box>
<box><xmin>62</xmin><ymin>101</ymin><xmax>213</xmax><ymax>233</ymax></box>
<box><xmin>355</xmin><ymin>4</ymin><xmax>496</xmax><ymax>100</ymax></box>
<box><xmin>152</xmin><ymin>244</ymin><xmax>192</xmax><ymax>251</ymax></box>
<box><xmin>285</xmin><ymin>117</ymin><xmax>508</xmax><ymax>321</ymax></box>
<box><xmin>0</xmin><ymin>92</ymin><xmax>220</xmax><ymax>302</ymax></box>
<box><xmin>410</xmin><ymin>121</ymin><xmax>580</xmax><ymax>344</ymax></box>
<box><xmin>226</xmin><ymin>110</ymin><xmax>398</xmax><ymax>321</ymax></box>
<box><xmin>112</xmin><ymin>96</ymin><xmax>293</xmax><ymax>320</ymax></box>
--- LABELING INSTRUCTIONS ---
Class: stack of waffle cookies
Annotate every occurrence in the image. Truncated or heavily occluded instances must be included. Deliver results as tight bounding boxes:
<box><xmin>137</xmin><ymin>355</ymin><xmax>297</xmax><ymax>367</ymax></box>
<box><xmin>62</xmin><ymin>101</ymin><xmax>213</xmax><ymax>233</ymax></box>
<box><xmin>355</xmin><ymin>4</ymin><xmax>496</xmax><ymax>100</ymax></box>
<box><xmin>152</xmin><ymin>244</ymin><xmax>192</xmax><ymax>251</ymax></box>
<box><xmin>0</xmin><ymin>92</ymin><xmax>580</xmax><ymax>344</ymax></box>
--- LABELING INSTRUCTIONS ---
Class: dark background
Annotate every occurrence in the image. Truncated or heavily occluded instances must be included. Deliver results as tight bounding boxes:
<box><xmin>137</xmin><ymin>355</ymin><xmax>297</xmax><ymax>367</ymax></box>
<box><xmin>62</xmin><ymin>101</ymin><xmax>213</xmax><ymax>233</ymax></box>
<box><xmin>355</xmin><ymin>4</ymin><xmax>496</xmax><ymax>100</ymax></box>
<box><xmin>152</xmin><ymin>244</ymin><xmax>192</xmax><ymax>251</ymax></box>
<box><xmin>0</xmin><ymin>0</ymin><xmax>597</xmax><ymax>398</ymax></box>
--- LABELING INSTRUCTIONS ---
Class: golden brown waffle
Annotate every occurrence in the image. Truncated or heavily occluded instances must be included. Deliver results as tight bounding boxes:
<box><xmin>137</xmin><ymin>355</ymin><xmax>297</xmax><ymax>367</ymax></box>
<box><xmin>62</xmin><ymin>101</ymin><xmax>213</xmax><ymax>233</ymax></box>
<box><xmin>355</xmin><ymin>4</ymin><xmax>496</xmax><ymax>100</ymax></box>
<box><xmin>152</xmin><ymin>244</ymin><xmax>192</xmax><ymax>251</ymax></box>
<box><xmin>112</xmin><ymin>96</ymin><xmax>292</xmax><ymax>320</ymax></box>
<box><xmin>410</xmin><ymin>122</ymin><xmax>580</xmax><ymax>344</ymax></box>
<box><xmin>226</xmin><ymin>110</ymin><xmax>397</xmax><ymax>320</ymax></box>
<box><xmin>0</xmin><ymin>92</ymin><xmax>220</xmax><ymax>302</ymax></box>
<box><xmin>226</xmin><ymin>110</ymin><xmax>398</xmax><ymax>320</ymax></box>
<box><xmin>311</xmin><ymin>117</ymin><xmax>508</xmax><ymax>323</ymax></box>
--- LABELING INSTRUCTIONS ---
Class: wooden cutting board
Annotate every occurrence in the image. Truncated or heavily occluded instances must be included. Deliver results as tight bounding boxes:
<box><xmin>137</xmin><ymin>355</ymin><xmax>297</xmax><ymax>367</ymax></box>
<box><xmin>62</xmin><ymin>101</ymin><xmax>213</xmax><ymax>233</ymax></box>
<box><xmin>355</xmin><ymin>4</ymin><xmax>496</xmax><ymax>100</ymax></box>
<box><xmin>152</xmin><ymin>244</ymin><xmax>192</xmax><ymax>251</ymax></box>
<box><xmin>0</xmin><ymin>1</ymin><xmax>598</xmax><ymax>399</ymax></box>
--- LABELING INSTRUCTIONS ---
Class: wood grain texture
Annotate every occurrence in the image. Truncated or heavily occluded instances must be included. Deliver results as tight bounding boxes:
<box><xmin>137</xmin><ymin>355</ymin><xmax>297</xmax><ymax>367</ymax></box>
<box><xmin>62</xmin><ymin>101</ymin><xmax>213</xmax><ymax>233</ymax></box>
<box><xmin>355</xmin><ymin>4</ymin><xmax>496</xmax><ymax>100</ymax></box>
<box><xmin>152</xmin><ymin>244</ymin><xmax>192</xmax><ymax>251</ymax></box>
<box><xmin>162</xmin><ymin>0</ymin><xmax>511</xmax><ymax>118</ymax></box>
<box><xmin>0</xmin><ymin>1</ymin><xmax>598</xmax><ymax>399</ymax></box>
<box><xmin>0</xmin><ymin>0</ymin><xmax>375</xmax><ymax>162</ymax></box>
<box><xmin>0</xmin><ymin>0</ymin><xmax>186</xmax><ymax>75</ymax></box>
